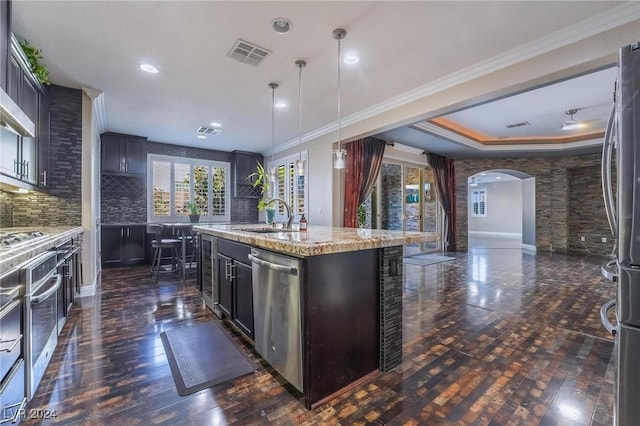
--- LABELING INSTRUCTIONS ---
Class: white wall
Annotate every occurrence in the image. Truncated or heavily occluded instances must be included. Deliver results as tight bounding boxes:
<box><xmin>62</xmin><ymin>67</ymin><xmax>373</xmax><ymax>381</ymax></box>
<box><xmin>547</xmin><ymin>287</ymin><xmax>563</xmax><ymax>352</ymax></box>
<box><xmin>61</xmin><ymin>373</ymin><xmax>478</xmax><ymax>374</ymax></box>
<box><xmin>80</xmin><ymin>88</ymin><xmax>103</xmax><ymax>296</ymax></box>
<box><xmin>469</xmin><ymin>180</ymin><xmax>522</xmax><ymax>237</ymax></box>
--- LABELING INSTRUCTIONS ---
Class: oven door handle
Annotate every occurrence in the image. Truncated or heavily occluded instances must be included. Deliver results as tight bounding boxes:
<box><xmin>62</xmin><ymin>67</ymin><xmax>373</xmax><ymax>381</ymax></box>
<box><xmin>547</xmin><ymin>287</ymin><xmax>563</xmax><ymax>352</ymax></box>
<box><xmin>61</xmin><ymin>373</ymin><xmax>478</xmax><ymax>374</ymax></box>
<box><xmin>0</xmin><ymin>286</ymin><xmax>20</xmax><ymax>301</ymax></box>
<box><xmin>31</xmin><ymin>274</ymin><xmax>62</xmax><ymax>305</ymax></box>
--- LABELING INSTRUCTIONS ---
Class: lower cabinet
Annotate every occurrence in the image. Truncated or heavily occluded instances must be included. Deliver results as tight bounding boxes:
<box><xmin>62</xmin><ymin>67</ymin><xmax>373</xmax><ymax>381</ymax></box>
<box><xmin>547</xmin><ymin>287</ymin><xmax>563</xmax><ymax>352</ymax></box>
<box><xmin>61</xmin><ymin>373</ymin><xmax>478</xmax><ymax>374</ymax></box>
<box><xmin>213</xmin><ymin>239</ymin><xmax>254</xmax><ymax>340</ymax></box>
<box><xmin>101</xmin><ymin>225</ymin><xmax>146</xmax><ymax>266</ymax></box>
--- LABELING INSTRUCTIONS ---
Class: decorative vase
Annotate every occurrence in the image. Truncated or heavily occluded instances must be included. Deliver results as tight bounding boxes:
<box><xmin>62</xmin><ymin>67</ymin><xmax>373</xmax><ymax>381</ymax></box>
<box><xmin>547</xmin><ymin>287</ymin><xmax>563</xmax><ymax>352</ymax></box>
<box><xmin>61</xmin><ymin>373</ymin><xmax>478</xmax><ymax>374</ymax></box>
<box><xmin>189</xmin><ymin>214</ymin><xmax>200</xmax><ymax>223</ymax></box>
<box><xmin>265</xmin><ymin>207</ymin><xmax>276</xmax><ymax>225</ymax></box>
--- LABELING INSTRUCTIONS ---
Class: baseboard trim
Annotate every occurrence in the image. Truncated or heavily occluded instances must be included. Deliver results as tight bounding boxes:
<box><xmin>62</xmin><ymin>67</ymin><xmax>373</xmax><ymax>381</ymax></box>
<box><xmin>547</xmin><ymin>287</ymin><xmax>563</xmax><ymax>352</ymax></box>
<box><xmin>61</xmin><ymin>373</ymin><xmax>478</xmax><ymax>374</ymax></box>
<box><xmin>468</xmin><ymin>231</ymin><xmax>522</xmax><ymax>239</ymax></box>
<box><xmin>521</xmin><ymin>244</ymin><xmax>537</xmax><ymax>252</ymax></box>
<box><xmin>79</xmin><ymin>275</ymin><xmax>98</xmax><ymax>297</ymax></box>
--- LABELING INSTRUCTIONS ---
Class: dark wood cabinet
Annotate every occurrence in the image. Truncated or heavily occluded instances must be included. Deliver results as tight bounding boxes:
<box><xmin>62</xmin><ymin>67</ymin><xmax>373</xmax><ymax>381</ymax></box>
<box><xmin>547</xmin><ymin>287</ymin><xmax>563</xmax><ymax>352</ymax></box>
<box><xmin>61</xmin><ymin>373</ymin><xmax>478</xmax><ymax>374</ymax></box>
<box><xmin>214</xmin><ymin>239</ymin><xmax>254</xmax><ymax>339</ymax></box>
<box><xmin>101</xmin><ymin>133</ymin><xmax>146</xmax><ymax>176</ymax></box>
<box><xmin>0</xmin><ymin>36</ymin><xmax>50</xmax><ymax>190</ymax></box>
<box><xmin>233</xmin><ymin>150</ymin><xmax>262</xmax><ymax>198</ymax></box>
<box><xmin>37</xmin><ymin>95</ymin><xmax>50</xmax><ymax>188</ymax></box>
<box><xmin>232</xmin><ymin>260</ymin><xmax>253</xmax><ymax>339</ymax></box>
<box><xmin>217</xmin><ymin>253</ymin><xmax>233</xmax><ymax>318</ymax></box>
<box><xmin>101</xmin><ymin>225</ymin><xmax>146</xmax><ymax>267</ymax></box>
<box><xmin>0</xmin><ymin>0</ymin><xmax>10</xmax><ymax>91</ymax></box>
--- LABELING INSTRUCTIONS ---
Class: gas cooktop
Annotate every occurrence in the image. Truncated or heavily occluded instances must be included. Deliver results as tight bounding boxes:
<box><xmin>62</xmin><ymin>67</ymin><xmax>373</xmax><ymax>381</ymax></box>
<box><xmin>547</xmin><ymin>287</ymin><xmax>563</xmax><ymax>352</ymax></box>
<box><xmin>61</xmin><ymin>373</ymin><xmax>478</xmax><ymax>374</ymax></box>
<box><xmin>0</xmin><ymin>230</ymin><xmax>49</xmax><ymax>250</ymax></box>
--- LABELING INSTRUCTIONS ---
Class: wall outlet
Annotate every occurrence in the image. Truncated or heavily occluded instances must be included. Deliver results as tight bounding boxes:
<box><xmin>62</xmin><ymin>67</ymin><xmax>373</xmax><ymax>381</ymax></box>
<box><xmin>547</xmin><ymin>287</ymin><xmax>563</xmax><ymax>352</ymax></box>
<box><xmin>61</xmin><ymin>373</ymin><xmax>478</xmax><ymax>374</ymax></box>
<box><xmin>602</xmin><ymin>237</ymin><xmax>607</xmax><ymax>243</ymax></box>
<box><xmin>580</xmin><ymin>236</ymin><xmax>586</xmax><ymax>241</ymax></box>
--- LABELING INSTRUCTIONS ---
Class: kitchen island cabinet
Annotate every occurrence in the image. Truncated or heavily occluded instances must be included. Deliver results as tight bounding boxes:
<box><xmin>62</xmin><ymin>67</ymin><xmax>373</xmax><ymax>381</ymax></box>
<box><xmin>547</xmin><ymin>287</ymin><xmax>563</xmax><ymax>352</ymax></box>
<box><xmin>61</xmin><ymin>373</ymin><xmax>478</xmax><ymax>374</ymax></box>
<box><xmin>195</xmin><ymin>224</ymin><xmax>438</xmax><ymax>409</ymax></box>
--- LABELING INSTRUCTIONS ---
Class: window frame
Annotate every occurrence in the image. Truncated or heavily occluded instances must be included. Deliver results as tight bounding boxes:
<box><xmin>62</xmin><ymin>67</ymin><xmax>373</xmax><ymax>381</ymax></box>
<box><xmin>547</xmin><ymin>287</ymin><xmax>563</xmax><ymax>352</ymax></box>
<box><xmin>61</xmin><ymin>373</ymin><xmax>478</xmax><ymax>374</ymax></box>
<box><xmin>147</xmin><ymin>153</ymin><xmax>231</xmax><ymax>223</ymax></box>
<box><xmin>266</xmin><ymin>151</ymin><xmax>308</xmax><ymax>222</ymax></box>
<box><xmin>471</xmin><ymin>188</ymin><xmax>487</xmax><ymax>218</ymax></box>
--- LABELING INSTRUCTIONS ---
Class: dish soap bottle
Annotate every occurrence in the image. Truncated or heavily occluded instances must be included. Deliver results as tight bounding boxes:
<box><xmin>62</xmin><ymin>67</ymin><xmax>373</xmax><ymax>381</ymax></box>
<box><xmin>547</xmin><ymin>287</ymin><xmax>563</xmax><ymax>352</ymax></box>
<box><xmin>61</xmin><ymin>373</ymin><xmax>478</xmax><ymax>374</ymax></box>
<box><xmin>299</xmin><ymin>214</ymin><xmax>308</xmax><ymax>231</ymax></box>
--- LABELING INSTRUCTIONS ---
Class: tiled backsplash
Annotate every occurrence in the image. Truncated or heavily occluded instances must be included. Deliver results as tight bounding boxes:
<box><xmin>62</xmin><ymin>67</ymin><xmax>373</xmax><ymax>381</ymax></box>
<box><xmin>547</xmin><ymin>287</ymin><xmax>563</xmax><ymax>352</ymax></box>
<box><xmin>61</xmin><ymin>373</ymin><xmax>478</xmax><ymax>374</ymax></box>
<box><xmin>101</xmin><ymin>140</ymin><xmax>259</xmax><ymax>224</ymax></box>
<box><xmin>2</xmin><ymin>85</ymin><xmax>83</xmax><ymax>228</ymax></box>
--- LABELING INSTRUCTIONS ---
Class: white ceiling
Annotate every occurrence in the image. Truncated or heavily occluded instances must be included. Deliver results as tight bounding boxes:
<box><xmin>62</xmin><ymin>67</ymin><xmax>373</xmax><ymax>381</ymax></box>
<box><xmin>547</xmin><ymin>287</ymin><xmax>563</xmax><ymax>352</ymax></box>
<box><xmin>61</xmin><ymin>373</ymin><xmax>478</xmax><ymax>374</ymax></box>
<box><xmin>10</xmin><ymin>1</ymin><xmax>639</xmax><ymax>158</ymax></box>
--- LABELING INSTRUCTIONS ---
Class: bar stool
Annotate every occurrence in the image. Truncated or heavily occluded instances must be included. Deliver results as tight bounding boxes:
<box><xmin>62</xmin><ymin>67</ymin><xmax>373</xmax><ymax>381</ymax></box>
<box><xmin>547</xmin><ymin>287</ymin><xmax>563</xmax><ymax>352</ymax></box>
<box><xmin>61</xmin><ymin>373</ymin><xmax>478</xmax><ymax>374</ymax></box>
<box><xmin>147</xmin><ymin>224</ymin><xmax>181</xmax><ymax>282</ymax></box>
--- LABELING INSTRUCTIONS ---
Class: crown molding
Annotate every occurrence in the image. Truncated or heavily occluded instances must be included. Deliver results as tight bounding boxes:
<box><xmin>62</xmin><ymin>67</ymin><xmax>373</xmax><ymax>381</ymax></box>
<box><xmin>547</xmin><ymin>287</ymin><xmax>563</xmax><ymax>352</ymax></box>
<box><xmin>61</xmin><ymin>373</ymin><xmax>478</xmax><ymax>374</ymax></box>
<box><xmin>412</xmin><ymin>122</ymin><xmax>602</xmax><ymax>152</ymax></box>
<box><xmin>271</xmin><ymin>3</ymin><xmax>638</xmax><ymax>155</ymax></box>
<box><xmin>82</xmin><ymin>87</ymin><xmax>106</xmax><ymax>135</ymax></box>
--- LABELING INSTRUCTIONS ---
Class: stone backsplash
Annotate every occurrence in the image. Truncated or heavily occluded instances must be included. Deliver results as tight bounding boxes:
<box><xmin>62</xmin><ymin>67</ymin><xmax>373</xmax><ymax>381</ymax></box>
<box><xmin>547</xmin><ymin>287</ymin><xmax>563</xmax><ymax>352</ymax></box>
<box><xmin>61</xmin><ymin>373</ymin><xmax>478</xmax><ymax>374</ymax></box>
<box><xmin>101</xmin><ymin>140</ymin><xmax>259</xmax><ymax>224</ymax></box>
<box><xmin>3</xmin><ymin>85</ymin><xmax>83</xmax><ymax>228</ymax></box>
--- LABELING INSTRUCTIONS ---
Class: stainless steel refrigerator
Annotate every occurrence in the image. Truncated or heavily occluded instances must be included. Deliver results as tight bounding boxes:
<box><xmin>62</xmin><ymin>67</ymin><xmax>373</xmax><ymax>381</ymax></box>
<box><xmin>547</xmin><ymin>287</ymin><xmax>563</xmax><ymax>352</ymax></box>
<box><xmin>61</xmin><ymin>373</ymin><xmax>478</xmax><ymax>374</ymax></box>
<box><xmin>601</xmin><ymin>42</ymin><xmax>640</xmax><ymax>426</ymax></box>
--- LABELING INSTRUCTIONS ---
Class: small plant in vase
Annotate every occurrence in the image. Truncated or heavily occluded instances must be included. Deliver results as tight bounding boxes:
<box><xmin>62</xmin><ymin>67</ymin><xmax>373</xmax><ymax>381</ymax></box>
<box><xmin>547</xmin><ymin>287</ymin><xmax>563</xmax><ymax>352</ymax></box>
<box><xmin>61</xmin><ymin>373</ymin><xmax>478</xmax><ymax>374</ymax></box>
<box><xmin>186</xmin><ymin>201</ymin><xmax>200</xmax><ymax>223</ymax></box>
<box><xmin>248</xmin><ymin>162</ymin><xmax>276</xmax><ymax>224</ymax></box>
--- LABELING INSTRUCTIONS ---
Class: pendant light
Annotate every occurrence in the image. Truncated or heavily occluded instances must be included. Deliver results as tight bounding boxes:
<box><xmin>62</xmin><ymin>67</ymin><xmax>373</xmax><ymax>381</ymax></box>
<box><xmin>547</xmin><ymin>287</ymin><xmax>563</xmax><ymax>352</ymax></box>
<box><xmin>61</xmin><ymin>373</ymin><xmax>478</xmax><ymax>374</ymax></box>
<box><xmin>332</xmin><ymin>28</ymin><xmax>347</xmax><ymax>169</ymax></box>
<box><xmin>268</xmin><ymin>82</ymin><xmax>278</xmax><ymax>188</ymax></box>
<box><xmin>295</xmin><ymin>60</ymin><xmax>307</xmax><ymax>177</ymax></box>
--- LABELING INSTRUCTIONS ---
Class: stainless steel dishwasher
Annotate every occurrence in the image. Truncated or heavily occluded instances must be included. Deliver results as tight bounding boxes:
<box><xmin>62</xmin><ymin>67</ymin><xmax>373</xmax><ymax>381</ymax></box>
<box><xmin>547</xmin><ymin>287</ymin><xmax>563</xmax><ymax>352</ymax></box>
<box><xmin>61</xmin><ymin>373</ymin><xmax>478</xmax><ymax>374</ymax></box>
<box><xmin>248</xmin><ymin>248</ymin><xmax>303</xmax><ymax>392</ymax></box>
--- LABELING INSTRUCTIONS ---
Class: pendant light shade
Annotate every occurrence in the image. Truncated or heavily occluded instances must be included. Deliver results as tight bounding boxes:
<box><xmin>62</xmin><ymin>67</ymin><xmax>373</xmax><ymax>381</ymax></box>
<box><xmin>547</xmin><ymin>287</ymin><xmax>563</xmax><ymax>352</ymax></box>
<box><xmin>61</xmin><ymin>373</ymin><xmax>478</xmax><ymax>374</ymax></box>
<box><xmin>295</xmin><ymin>59</ymin><xmax>306</xmax><ymax>177</ymax></box>
<box><xmin>332</xmin><ymin>28</ymin><xmax>347</xmax><ymax>169</ymax></box>
<box><xmin>268</xmin><ymin>82</ymin><xmax>278</xmax><ymax>191</ymax></box>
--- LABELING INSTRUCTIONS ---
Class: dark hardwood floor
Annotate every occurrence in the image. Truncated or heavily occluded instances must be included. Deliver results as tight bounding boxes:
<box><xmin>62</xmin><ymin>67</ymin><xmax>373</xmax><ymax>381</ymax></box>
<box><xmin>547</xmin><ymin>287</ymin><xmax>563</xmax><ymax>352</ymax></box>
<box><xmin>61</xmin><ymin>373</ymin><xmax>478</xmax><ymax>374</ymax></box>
<box><xmin>23</xmin><ymin>248</ymin><xmax>615</xmax><ymax>425</ymax></box>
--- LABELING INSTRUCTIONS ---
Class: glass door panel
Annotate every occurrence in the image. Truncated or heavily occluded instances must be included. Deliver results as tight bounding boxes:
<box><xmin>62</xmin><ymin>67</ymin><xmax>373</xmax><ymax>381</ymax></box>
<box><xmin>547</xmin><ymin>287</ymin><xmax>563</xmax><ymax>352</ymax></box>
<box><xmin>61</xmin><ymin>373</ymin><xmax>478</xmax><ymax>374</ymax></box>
<box><xmin>422</xmin><ymin>167</ymin><xmax>440</xmax><ymax>252</ymax></box>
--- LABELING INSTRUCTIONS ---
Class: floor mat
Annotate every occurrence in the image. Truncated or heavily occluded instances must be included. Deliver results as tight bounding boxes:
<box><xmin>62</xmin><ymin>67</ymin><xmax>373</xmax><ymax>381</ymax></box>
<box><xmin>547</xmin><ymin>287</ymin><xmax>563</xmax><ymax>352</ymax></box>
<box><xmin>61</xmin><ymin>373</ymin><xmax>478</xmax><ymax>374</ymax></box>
<box><xmin>403</xmin><ymin>254</ymin><xmax>457</xmax><ymax>266</ymax></box>
<box><xmin>161</xmin><ymin>321</ymin><xmax>256</xmax><ymax>396</ymax></box>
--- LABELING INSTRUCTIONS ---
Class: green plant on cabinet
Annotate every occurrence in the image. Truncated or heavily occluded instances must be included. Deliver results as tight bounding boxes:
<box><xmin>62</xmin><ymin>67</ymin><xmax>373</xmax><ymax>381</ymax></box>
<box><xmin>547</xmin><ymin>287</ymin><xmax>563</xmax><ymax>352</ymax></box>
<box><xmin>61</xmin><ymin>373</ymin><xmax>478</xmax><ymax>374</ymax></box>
<box><xmin>19</xmin><ymin>40</ymin><xmax>50</xmax><ymax>85</ymax></box>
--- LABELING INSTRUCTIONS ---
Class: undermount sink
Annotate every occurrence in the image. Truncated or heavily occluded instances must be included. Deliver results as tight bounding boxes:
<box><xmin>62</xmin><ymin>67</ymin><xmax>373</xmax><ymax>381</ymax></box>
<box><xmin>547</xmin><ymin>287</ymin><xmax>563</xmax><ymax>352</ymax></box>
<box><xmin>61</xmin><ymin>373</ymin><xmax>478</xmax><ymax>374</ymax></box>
<box><xmin>243</xmin><ymin>228</ymin><xmax>296</xmax><ymax>234</ymax></box>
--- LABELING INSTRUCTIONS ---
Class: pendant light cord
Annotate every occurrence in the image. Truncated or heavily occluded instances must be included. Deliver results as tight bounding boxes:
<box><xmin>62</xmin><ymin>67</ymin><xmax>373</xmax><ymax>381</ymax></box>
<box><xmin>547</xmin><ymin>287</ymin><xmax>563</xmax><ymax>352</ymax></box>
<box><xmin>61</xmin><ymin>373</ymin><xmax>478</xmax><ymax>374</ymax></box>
<box><xmin>298</xmin><ymin>63</ymin><xmax>303</xmax><ymax>161</ymax></box>
<box><xmin>271</xmin><ymin>85</ymin><xmax>276</xmax><ymax>167</ymax></box>
<box><xmin>337</xmin><ymin>37</ymin><xmax>342</xmax><ymax>152</ymax></box>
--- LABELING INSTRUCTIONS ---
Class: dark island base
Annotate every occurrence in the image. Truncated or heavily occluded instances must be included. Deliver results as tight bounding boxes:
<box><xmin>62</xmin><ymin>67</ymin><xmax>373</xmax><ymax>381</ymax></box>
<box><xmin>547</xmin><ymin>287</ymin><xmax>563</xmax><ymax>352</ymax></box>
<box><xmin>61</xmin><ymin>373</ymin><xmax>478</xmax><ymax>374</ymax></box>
<box><xmin>302</xmin><ymin>246</ymin><xmax>404</xmax><ymax>409</ymax></box>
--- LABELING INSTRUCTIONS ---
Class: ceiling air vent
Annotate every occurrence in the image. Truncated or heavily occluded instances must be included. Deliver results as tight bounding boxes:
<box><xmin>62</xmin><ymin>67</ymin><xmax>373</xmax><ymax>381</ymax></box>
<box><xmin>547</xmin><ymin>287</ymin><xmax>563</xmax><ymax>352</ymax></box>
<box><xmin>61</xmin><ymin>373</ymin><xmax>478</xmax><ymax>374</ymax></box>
<box><xmin>227</xmin><ymin>39</ymin><xmax>271</xmax><ymax>67</ymax></box>
<box><xmin>197</xmin><ymin>126</ymin><xmax>223</xmax><ymax>136</ymax></box>
<box><xmin>505</xmin><ymin>121</ymin><xmax>531</xmax><ymax>129</ymax></box>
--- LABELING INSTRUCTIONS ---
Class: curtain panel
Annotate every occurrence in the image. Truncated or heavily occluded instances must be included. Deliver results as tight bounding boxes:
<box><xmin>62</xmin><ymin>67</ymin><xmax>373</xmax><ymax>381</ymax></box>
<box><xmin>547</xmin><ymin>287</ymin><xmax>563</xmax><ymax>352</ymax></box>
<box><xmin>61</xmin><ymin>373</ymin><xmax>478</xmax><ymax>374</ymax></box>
<box><xmin>343</xmin><ymin>137</ymin><xmax>387</xmax><ymax>227</ymax></box>
<box><xmin>427</xmin><ymin>153</ymin><xmax>456</xmax><ymax>251</ymax></box>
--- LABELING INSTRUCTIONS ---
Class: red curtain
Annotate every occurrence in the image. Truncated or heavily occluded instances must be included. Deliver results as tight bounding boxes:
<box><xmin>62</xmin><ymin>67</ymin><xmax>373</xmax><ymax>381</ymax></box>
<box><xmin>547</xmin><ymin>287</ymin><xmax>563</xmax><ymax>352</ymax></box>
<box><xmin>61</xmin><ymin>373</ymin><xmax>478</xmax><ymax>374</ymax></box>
<box><xmin>427</xmin><ymin>153</ymin><xmax>456</xmax><ymax>251</ymax></box>
<box><xmin>343</xmin><ymin>138</ymin><xmax>387</xmax><ymax>227</ymax></box>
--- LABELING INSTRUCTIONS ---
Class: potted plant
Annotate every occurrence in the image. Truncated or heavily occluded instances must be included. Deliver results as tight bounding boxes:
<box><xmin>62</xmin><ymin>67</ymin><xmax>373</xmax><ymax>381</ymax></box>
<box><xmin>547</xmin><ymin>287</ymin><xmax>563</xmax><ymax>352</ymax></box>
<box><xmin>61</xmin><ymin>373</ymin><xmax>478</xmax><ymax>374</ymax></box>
<box><xmin>248</xmin><ymin>162</ymin><xmax>276</xmax><ymax>224</ymax></box>
<box><xmin>186</xmin><ymin>201</ymin><xmax>200</xmax><ymax>223</ymax></box>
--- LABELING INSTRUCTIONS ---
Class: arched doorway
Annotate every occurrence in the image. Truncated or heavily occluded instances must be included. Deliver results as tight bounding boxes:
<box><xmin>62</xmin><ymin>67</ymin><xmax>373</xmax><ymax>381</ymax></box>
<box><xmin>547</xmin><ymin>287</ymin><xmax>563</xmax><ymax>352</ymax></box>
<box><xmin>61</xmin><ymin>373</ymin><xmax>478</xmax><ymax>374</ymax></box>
<box><xmin>467</xmin><ymin>169</ymin><xmax>535</xmax><ymax>250</ymax></box>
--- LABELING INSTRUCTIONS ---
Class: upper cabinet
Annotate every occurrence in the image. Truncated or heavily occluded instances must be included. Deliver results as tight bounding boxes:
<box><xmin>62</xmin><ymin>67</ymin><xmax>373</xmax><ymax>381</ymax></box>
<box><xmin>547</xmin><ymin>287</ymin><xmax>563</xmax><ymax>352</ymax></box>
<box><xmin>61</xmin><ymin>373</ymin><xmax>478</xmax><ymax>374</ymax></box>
<box><xmin>101</xmin><ymin>132</ymin><xmax>147</xmax><ymax>176</ymax></box>
<box><xmin>0</xmin><ymin>30</ymin><xmax>50</xmax><ymax>190</ymax></box>
<box><xmin>232</xmin><ymin>150</ymin><xmax>262</xmax><ymax>198</ymax></box>
<box><xmin>0</xmin><ymin>0</ymin><xmax>9</xmax><ymax>91</ymax></box>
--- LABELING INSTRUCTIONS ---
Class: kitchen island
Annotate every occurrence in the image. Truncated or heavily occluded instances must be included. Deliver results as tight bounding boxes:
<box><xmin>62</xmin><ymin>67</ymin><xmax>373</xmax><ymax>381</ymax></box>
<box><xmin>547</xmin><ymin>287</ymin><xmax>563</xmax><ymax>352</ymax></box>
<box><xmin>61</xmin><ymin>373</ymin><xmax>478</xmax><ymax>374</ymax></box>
<box><xmin>194</xmin><ymin>224</ymin><xmax>438</xmax><ymax>409</ymax></box>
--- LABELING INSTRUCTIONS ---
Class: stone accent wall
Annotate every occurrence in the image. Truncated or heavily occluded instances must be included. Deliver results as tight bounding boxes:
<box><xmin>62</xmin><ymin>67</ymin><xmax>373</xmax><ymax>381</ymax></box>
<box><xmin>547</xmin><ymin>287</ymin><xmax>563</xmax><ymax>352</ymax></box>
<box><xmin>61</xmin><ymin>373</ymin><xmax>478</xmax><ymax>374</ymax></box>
<box><xmin>455</xmin><ymin>153</ymin><xmax>609</xmax><ymax>255</ymax></box>
<box><xmin>380</xmin><ymin>163</ymin><xmax>402</xmax><ymax>230</ymax></box>
<box><xmin>379</xmin><ymin>246</ymin><xmax>403</xmax><ymax>372</ymax></box>
<box><xmin>567</xmin><ymin>166</ymin><xmax>615</xmax><ymax>255</ymax></box>
<box><xmin>11</xmin><ymin>85</ymin><xmax>82</xmax><ymax>227</ymax></box>
<box><xmin>101</xmin><ymin>140</ymin><xmax>259</xmax><ymax>224</ymax></box>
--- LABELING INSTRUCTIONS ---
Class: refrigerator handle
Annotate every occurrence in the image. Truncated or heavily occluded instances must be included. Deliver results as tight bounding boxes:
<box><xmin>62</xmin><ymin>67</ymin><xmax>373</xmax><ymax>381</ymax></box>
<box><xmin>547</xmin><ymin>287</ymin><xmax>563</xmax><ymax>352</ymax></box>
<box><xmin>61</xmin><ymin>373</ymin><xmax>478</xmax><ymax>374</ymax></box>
<box><xmin>601</xmin><ymin>259</ymin><xmax>618</xmax><ymax>282</ymax></box>
<box><xmin>601</xmin><ymin>101</ymin><xmax>617</xmax><ymax>237</ymax></box>
<box><xmin>600</xmin><ymin>299</ymin><xmax>617</xmax><ymax>336</ymax></box>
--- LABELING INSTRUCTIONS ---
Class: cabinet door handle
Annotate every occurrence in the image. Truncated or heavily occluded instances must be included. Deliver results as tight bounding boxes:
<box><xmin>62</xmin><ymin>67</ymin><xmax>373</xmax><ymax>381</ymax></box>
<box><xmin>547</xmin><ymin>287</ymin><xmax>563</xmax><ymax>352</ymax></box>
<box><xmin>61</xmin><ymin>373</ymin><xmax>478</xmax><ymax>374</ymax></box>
<box><xmin>225</xmin><ymin>261</ymin><xmax>230</xmax><ymax>280</ymax></box>
<box><xmin>229</xmin><ymin>263</ymin><xmax>237</xmax><ymax>281</ymax></box>
<box><xmin>121</xmin><ymin>228</ymin><xmax>124</xmax><ymax>237</ymax></box>
<box><xmin>25</xmin><ymin>161</ymin><xmax>29</xmax><ymax>178</ymax></box>
<box><xmin>40</xmin><ymin>170</ymin><xmax>47</xmax><ymax>186</ymax></box>
<box><xmin>14</xmin><ymin>160</ymin><xmax>18</xmax><ymax>176</ymax></box>
<box><xmin>127</xmin><ymin>228</ymin><xmax>130</xmax><ymax>237</ymax></box>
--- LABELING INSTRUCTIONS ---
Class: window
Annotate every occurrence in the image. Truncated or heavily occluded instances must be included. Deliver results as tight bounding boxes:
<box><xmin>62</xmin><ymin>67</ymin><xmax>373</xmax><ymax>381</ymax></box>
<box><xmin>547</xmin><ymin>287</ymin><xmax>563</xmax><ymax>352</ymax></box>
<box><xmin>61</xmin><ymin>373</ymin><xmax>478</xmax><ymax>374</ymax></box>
<box><xmin>471</xmin><ymin>188</ymin><xmax>487</xmax><ymax>217</ymax></box>
<box><xmin>268</xmin><ymin>152</ymin><xmax>307</xmax><ymax>222</ymax></box>
<box><xmin>148</xmin><ymin>154</ymin><xmax>230</xmax><ymax>222</ymax></box>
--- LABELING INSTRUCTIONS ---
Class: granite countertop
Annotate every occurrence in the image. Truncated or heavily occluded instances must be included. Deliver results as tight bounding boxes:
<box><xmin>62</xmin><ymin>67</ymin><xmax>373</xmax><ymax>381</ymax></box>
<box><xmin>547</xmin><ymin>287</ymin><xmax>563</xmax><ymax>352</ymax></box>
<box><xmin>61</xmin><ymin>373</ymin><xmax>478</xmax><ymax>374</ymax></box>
<box><xmin>0</xmin><ymin>227</ymin><xmax>85</xmax><ymax>274</ymax></box>
<box><xmin>194</xmin><ymin>224</ymin><xmax>439</xmax><ymax>257</ymax></box>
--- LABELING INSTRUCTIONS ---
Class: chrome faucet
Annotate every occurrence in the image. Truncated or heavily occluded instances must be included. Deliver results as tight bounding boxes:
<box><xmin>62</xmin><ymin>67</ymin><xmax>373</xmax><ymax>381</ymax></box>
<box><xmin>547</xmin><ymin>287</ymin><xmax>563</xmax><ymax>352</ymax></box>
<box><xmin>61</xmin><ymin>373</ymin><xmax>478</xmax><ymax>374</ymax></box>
<box><xmin>266</xmin><ymin>197</ymin><xmax>294</xmax><ymax>229</ymax></box>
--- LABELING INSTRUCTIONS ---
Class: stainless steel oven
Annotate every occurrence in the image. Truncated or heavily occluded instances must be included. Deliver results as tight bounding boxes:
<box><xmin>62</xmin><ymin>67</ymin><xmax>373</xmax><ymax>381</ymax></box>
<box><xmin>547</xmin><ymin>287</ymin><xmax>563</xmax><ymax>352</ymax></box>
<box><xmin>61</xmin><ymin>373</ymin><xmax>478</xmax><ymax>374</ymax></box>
<box><xmin>22</xmin><ymin>251</ymin><xmax>60</xmax><ymax>401</ymax></box>
<box><xmin>0</xmin><ymin>266</ymin><xmax>26</xmax><ymax>424</ymax></box>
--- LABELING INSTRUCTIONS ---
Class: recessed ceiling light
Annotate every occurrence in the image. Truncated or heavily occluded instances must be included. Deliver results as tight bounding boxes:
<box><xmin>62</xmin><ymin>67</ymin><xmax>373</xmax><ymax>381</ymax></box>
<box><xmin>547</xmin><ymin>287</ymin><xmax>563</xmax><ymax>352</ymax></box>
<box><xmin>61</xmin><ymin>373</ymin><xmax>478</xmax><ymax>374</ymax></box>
<box><xmin>496</xmin><ymin>176</ymin><xmax>502</xmax><ymax>179</ymax></box>
<box><xmin>139</xmin><ymin>63</ymin><xmax>159</xmax><ymax>74</ymax></box>
<box><xmin>210</xmin><ymin>122</ymin><xmax>222</xmax><ymax>128</ymax></box>
<box><xmin>197</xmin><ymin>135</ymin><xmax>206</xmax><ymax>139</ymax></box>
<box><xmin>344</xmin><ymin>55</ymin><xmax>360</xmax><ymax>65</ymax></box>
<box><xmin>480</xmin><ymin>173</ymin><xmax>487</xmax><ymax>176</ymax></box>
<box><xmin>272</xmin><ymin>18</ymin><xmax>292</xmax><ymax>34</ymax></box>
<box><xmin>275</xmin><ymin>101</ymin><xmax>287</xmax><ymax>109</ymax></box>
